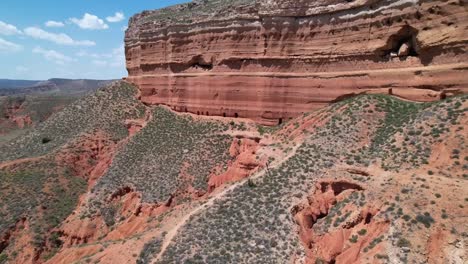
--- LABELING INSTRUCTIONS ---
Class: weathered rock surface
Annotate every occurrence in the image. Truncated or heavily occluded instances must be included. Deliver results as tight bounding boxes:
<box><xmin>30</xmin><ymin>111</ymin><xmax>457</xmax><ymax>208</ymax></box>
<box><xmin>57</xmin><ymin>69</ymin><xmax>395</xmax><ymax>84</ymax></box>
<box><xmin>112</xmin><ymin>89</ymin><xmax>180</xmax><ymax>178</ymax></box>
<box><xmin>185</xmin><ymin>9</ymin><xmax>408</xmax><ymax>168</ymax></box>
<box><xmin>125</xmin><ymin>0</ymin><xmax>468</xmax><ymax>124</ymax></box>
<box><xmin>292</xmin><ymin>180</ymin><xmax>388</xmax><ymax>263</ymax></box>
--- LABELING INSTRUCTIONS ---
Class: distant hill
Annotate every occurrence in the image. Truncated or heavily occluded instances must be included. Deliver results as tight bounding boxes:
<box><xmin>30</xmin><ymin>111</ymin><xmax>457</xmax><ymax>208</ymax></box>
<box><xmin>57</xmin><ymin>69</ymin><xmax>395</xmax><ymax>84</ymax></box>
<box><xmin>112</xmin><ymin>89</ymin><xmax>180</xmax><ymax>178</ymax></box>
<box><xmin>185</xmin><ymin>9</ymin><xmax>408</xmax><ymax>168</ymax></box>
<box><xmin>0</xmin><ymin>79</ymin><xmax>41</xmax><ymax>89</ymax></box>
<box><xmin>0</xmin><ymin>78</ymin><xmax>116</xmax><ymax>142</ymax></box>
<box><xmin>0</xmin><ymin>78</ymin><xmax>116</xmax><ymax>96</ymax></box>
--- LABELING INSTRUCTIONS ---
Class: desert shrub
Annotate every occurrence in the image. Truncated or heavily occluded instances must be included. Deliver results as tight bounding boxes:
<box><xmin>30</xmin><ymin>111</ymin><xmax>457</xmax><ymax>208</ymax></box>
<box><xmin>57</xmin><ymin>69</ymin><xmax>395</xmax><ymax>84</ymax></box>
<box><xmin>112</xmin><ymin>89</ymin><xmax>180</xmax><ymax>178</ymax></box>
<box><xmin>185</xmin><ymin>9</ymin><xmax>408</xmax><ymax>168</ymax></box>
<box><xmin>376</xmin><ymin>254</ymin><xmax>389</xmax><ymax>259</ymax></box>
<box><xmin>137</xmin><ymin>236</ymin><xmax>164</xmax><ymax>264</ymax></box>
<box><xmin>402</xmin><ymin>214</ymin><xmax>411</xmax><ymax>221</ymax></box>
<box><xmin>397</xmin><ymin>237</ymin><xmax>411</xmax><ymax>247</ymax></box>
<box><xmin>416</xmin><ymin>213</ymin><xmax>435</xmax><ymax>228</ymax></box>
<box><xmin>0</xmin><ymin>254</ymin><xmax>8</xmax><ymax>264</ymax></box>
<box><xmin>357</xmin><ymin>229</ymin><xmax>367</xmax><ymax>236</ymax></box>
<box><xmin>349</xmin><ymin>235</ymin><xmax>358</xmax><ymax>243</ymax></box>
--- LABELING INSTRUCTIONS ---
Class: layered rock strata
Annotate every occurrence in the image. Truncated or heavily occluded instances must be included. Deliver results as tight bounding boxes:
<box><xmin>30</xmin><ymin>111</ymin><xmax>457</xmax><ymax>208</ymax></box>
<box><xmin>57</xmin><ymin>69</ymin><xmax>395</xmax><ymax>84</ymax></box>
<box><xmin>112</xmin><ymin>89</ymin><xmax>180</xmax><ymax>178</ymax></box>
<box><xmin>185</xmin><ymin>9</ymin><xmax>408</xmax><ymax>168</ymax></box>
<box><xmin>125</xmin><ymin>0</ymin><xmax>468</xmax><ymax>124</ymax></box>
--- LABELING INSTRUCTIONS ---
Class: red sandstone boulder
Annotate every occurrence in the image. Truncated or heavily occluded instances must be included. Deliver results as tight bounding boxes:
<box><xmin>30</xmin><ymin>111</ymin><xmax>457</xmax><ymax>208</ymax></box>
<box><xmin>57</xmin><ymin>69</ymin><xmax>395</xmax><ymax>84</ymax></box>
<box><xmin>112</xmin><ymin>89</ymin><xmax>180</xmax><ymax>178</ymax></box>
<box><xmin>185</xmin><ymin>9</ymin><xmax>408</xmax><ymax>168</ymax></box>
<box><xmin>398</xmin><ymin>42</ymin><xmax>411</xmax><ymax>57</ymax></box>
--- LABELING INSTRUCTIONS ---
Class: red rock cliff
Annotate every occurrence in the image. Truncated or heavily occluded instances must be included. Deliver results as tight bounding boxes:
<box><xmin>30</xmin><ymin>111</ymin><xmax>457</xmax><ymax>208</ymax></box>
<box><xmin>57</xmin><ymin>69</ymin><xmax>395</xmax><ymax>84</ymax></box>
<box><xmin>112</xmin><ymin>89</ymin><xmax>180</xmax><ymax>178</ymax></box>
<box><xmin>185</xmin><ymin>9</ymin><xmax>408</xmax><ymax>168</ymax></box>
<box><xmin>125</xmin><ymin>0</ymin><xmax>468</xmax><ymax>125</ymax></box>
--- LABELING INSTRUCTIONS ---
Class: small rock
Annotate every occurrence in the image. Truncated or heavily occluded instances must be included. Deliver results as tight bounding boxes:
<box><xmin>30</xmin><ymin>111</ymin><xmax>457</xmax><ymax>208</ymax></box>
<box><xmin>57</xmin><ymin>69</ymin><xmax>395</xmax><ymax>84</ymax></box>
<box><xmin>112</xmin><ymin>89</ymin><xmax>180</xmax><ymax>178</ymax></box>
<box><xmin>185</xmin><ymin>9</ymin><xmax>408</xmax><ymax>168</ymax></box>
<box><xmin>401</xmin><ymin>247</ymin><xmax>411</xmax><ymax>253</ymax></box>
<box><xmin>398</xmin><ymin>43</ymin><xmax>410</xmax><ymax>57</ymax></box>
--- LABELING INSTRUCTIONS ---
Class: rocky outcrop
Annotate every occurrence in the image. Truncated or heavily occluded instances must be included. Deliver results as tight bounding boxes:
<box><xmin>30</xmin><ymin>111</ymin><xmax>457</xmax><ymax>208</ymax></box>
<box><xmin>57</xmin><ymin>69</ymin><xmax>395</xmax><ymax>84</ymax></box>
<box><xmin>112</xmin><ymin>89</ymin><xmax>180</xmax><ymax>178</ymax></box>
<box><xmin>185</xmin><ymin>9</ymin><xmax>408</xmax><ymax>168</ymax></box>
<box><xmin>0</xmin><ymin>97</ymin><xmax>32</xmax><ymax>133</ymax></box>
<box><xmin>292</xmin><ymin>180</ymin><xmax>389</xmax><ymax>263</ymax></box>
<box><xmin>125</xmin><ymin>0</ymin><xmax>468</xmax><ymax>125</ymax></box>
<box><xmin>207</xmin><ymin>136</ymin><xmax>263</xmax><ymax>189</ymax></box>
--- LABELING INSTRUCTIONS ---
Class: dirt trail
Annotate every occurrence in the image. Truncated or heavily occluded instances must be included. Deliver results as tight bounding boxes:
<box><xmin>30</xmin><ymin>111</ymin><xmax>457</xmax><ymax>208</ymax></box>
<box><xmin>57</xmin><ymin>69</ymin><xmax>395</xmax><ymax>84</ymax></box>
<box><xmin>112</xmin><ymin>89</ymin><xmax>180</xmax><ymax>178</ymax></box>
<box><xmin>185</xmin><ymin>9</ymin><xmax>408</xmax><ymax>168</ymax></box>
<box><xmin>0</xmin><ymin>156</ymin><xmax>44</xmax><ymax>170</ymax></box>
<box><xmin>152</xmin><ymin>142</ymin><xmax>300</xmax><ymax>263</ymax></box>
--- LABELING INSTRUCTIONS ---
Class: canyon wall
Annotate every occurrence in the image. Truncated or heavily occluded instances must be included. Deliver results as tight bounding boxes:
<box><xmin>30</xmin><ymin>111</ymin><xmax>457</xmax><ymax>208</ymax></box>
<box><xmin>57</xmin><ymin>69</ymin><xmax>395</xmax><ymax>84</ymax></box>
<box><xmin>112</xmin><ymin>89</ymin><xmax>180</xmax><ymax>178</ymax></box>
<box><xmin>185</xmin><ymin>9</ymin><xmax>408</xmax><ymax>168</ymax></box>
<box><xmin>125</xmin><ymin>0</ymin><xmax>468</xmax><ymax>124</ymax></box>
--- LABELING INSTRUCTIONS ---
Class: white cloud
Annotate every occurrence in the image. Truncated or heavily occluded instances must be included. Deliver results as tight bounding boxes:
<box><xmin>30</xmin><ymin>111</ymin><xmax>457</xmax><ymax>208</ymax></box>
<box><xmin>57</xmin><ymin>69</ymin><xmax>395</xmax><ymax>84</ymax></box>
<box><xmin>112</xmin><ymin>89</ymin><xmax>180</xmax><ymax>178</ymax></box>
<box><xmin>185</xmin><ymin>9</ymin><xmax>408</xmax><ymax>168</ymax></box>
<box><xmin>45</xmin><ymin>21</ymin><xmax>65</xmax><ymax>28</ymax></box>
<box><xmin>110</xmin><ymin>44</ymin><xmax>125</xmax><ymax>68</ymax></box>
<box><xmin>70</xmin><ymin>13</ymin><xmax>109</xmax><ymax>30</ymax></box>
<box><xmin>76</xmin><ymin>50</ymin><xmax>94</xmax><ymax>58</ymax></box>
<box><xmin>92</xmin><ymin>60</ymin><xmax>108</xmax><ymax>66</ymax></box>
<box><xmin>0</xmin><ymin>21</ymin><xmax>22</xmax><ymax>35</ymax></box>
<box><xmin>0</xmin><ymin>38</ymin><xmax>22</xmax><ymax>52</ymax></box>
<box><xmin>24</xmin><ymin>27</ymin><xmax>95</xmax><ymax>46</ymax></box>
<box><xmin>16</xmin><ymin>66</ymin><xmax>29</xmax><ymax>73</ymax></box>
<box><xmin>106</xmin><ymin>12</ymin><xmax>125</xmax><ymax>23</ymax></box>
<box><xmin>77</xmin><ymin>45</ymin><xmax>125</xmax><ymax>68</ymax></box>
<box><xmin>76</xmin><ymin>50</ymin><xmax>111</xmax><ymax>59</ymax></box>
<box><xmin>33</xmin><ymin>47</ymin><xmax>73</xmax><ymax>65</ymax></box>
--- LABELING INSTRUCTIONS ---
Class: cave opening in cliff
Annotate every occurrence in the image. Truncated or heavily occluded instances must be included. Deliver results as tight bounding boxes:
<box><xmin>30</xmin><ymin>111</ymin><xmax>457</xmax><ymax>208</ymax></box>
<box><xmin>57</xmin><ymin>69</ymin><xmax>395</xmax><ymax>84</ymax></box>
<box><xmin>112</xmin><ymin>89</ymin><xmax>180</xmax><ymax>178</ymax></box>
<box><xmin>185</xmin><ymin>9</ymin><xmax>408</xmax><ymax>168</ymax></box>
<box><xmin>234</xmin><ymin>113</ymin><xmax>239</xmax><ymax>118</ymax></box>
<box><xmin>190</xmin><ymin>55</ymin><xmax>213</xmax><ymax>71</ymax></box>
<box><xmin>192</xmin><ymin>62</ymin><xmax>213</xmax><ymax>71</ymax></box>
<box><xmin>379</xmin><ymin>25</ymin><xmax>419</xmax><ymax>59</ymax></box>
<box><xmin>141</xmin><ymin>64</ymin><xmax>158</xmax><ymax>73</ymax></box>
<box><xmin>278</xmin><ymin>118</ymin><xmax>283</xmax><ymax>125</ymax></box>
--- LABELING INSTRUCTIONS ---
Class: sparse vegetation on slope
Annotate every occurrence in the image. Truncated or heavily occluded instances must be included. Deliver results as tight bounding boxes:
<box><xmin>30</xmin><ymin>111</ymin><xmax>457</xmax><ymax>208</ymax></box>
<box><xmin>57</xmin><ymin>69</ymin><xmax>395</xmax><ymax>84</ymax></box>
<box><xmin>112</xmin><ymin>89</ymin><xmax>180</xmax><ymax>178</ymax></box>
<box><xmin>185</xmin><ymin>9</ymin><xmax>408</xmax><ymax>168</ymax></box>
<box><xmin>370</xmin><ymin>95</ymin><xmax>466</xmax><ymax>172</ymax></box>
<box><xmin>157</xmin><ymin>95</ymin><xmax>385</xmax><ymax>262</ymax></box>
<box><xmin>0</xmin><ymin>160</ymin><xmax>86</xmax><ymax>262</ymax></box>
<box><xmin>0</xmin><ymin>84</ymin><xmax>466</xmax><ymax>264</ymax></box>
<box><xmin>155</xmin><ymin>94</ymin><xmax>467</xmax><ymax>263</ymax></box>
<box><xmin>0</xmin><ymin>82</ymin><xmax>146</xmax><ymax>262</ymax></box>
<box><xmin>89</xmin><ymin>106</ymin><xmax>235</xmax><ymax>223</ymax></box>
<box><xmin>0</xmin><ymin>82</ymin><xmax>145</xmax><ymax>162</ymax></box>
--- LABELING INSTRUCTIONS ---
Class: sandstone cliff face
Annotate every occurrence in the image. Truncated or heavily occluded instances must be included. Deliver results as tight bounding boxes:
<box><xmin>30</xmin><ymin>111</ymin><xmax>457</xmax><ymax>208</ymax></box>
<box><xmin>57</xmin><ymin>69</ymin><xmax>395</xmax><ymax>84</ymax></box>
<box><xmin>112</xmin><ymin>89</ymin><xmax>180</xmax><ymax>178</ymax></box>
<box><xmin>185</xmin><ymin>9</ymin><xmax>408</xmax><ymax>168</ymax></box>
<box><xmin>125</xmin><ymin>0</ymin><xmax>468</xmax><ymax>124</ymax></box>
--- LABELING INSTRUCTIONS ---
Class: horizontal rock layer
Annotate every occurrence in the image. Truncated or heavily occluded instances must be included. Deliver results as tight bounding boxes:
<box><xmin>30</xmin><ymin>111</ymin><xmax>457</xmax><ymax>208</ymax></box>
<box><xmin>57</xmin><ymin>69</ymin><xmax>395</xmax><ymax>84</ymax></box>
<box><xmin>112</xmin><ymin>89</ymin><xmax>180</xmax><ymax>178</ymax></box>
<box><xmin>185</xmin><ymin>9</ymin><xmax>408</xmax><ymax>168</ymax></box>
<box><xmin>125</xmin><ymin>0</ymin><xmax>468</xmax><ymax>125</ymax></box>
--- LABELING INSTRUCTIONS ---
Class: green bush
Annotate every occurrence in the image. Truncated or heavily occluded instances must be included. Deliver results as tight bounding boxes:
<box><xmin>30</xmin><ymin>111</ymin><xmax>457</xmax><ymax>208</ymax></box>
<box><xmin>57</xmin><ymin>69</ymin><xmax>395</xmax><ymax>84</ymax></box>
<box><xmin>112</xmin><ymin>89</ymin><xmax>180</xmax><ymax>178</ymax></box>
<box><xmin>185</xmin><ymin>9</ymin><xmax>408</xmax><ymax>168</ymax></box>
<box><xmin>397</xmin><ymin>237</ymin><xmax>411</xmax><ymax>247</ymax></box>
<box><xmin>0</xmin><ymin>254</ymin><xmax>8</xmax><ymax>264</ymax></box>
<box><xmin>416</xmin><ymin>213</ymin><xmax>435</xmax><ymax>228</ymax></box>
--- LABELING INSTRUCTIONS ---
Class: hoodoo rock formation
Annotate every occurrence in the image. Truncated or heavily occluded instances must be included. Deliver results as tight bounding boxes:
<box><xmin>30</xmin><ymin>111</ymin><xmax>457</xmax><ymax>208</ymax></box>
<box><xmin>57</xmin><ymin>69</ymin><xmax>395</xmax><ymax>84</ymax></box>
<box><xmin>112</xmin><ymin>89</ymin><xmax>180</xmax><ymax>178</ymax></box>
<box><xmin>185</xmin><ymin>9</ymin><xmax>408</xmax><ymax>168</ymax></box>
<box><xmin>125</xmin><ymin>0</ymin><xmax>468</xmax><ymax>124</ymax></box>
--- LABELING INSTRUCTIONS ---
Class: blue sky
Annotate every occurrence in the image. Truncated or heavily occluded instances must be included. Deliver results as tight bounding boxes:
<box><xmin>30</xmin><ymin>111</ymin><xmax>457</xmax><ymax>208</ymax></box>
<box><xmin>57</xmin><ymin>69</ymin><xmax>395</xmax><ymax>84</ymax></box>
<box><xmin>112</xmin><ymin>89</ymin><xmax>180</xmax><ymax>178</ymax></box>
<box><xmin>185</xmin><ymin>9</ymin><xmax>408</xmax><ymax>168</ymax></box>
<box><xmin>0</xmin><ymin>0</ymin><xmax>189</xmax><ymax>80</ymax></box>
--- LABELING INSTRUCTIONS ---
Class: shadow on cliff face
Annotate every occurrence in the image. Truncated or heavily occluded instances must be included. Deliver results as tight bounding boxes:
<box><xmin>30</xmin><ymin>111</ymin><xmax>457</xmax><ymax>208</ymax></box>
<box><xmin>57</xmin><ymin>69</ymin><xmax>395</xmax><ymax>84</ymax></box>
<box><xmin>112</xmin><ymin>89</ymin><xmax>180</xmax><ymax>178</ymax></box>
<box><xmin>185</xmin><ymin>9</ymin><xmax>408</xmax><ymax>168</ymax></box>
<box><xmin>417</xmin><ymin>42</ymin><xmax>466</xmax><ymax>66</ymax></box>
<box><xmin>170</xmin><ymin>55</ymin><xmax>214</xmax><ymax>73</ymax></box>
<box><xmin>374</xmin><ymin>24</ymin><xmax>466</xmax><ymax>66</ymax></box>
